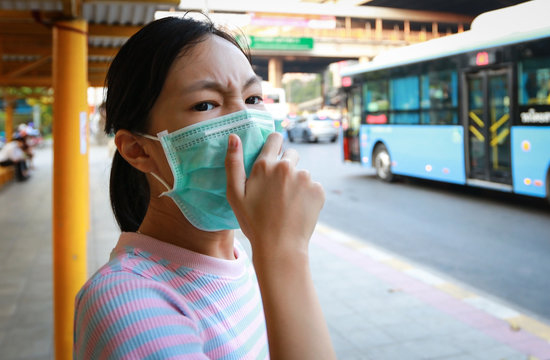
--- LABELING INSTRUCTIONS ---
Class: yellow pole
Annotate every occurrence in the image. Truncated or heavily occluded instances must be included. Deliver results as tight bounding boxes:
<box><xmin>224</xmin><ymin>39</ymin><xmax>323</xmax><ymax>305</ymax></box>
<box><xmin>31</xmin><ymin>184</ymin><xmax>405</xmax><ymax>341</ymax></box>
<box><xmin>5</xmin><ymin>98</ymin><xmax>13</xmax><ymax>142</ymax></box>
<box><xmin>85</xmin><ymin>107</ymin><xmax>90</xmax><ymax>231</ymax></box>
<box><xmin>52</xmin><ymin>19</ymin><xmax>88</xmax><ymax>360</ymax></box>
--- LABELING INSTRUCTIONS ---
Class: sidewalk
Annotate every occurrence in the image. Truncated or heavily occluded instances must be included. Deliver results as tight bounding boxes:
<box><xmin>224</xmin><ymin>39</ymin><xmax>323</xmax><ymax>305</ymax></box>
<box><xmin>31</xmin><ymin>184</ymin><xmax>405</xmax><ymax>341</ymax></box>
<box><xmin>1</xmin><ymin>144</ymin><xmax>549</xmax><ymax>360</ymax></box>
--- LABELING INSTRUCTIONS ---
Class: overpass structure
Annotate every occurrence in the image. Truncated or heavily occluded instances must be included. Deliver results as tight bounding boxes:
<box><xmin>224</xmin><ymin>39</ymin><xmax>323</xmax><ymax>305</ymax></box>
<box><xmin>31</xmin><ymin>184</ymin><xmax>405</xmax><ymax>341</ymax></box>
<box><xmin>0</xmin><ymin>1</ymin><xmax>474</xmax><ymax>89</ymax></box>
<box><xmin>179</xmin><ymin>0</ymin><xmax>474</xmax><ymax>87</ymax></box>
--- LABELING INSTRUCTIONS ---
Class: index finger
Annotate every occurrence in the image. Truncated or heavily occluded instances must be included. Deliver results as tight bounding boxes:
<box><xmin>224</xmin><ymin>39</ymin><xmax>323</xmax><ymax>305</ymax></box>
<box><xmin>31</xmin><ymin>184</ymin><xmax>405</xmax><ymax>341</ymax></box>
<box><xmin>256</xmin><ymin>132</ymin><xmax>283</xmax><ymax>161</ymax></box>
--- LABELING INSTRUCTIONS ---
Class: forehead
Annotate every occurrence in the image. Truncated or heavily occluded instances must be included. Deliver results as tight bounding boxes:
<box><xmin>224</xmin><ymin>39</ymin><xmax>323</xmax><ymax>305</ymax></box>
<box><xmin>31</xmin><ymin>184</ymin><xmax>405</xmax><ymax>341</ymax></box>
<box><xmin>167</xmin><ymin>34</ymin><xmax>254</xmax><ymax>86</ymax></box>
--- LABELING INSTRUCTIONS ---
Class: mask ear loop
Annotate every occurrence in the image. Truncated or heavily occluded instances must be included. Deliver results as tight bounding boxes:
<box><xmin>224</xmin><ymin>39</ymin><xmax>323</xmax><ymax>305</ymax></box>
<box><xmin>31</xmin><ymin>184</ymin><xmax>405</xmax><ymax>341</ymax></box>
<box><xmin>149</xmin><ymin>172</ymin><xmax>172</xmax><ymax>195</ymax></box>
<box><xmin>136</xmin><ymin>132</ymin><xmax>172</xmax><ymax>196</ymax></box>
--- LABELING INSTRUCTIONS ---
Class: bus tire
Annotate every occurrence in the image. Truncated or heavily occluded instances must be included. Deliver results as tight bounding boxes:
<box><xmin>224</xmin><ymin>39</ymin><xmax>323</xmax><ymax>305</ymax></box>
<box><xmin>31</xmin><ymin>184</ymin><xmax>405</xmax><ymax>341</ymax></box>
<box><xmin>373</xmin><ymin>144</ymin><xmax>394</xmax><ymax>182</ymax></box>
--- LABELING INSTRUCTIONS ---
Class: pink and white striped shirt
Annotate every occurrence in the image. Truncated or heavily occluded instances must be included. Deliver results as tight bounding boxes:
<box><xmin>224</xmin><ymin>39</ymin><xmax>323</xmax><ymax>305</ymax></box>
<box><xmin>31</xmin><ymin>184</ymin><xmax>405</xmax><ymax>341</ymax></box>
<box><xmin>74</xmin><ymin>232</ymin><xmax>269</xmax><ymax>359</ymax></box>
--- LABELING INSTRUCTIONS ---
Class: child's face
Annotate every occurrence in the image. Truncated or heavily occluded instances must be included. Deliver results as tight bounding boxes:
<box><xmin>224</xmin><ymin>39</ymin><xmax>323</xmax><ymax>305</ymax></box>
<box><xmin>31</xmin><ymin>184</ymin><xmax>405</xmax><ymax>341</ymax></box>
<box><xmin>143</xmin><ymin>34</ymin><xmax>267</xmax><ymax>196</ymax></box>
<box><xmin>148</xmin><ymin>35</ymin><xmax>266</xmax><ymax>135</ymax></box>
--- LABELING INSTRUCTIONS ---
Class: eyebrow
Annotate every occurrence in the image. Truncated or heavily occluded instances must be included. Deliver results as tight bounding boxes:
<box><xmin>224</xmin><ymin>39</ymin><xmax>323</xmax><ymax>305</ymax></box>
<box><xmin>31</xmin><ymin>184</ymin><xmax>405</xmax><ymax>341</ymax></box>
<box><xmin>184</xmin><ymin>75</ymin><xmax>260</xmax><ymax>93</ymax></box>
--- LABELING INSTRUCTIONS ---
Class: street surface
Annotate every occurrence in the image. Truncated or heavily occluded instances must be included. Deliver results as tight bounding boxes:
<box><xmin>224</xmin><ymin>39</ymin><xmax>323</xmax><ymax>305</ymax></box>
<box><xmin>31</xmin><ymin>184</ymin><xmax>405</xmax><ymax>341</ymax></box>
<box><xmin>285</xmin><ymin>138</ymin><xmax>550</xmax><ymax>323</ymax></box>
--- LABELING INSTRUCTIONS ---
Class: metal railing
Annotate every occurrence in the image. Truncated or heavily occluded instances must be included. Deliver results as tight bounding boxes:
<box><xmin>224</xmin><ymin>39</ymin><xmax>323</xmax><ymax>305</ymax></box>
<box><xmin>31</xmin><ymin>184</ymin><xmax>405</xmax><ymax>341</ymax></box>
<box><xmin>241</xmin><ymin>25</ymin><xmax>454</xmax><ymax>44</ymax></box>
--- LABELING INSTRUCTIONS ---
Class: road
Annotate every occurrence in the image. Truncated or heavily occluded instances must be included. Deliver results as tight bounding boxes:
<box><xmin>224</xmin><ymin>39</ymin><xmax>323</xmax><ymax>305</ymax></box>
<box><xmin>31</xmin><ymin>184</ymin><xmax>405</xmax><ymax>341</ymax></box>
<box><xmin>285</xmin><ymin>139</ymin><xmax>550</xmax><ymax>322</ymax></box>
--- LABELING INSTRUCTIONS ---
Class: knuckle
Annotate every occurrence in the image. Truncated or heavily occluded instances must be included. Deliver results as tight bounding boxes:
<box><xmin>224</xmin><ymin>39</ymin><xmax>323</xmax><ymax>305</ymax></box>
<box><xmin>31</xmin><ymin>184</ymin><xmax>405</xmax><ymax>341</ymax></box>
<box><xmin>296</xmin><ymin>169</ymin><xmax>311</xmax><ymax>182</ymax></box>
<box><xmin>313</xmin><ymin>182</ymin><xmax>325</xmax><ymax>200</ymax></box>
<box><xmin>251</xmin><ymin>157</ymin><xmax>268</xmax><ymax>174</ymax></box>
<box><xmin>276</xmin><ymin>159</ymin><xmax>292</xmax><ymax>174</ymax></box>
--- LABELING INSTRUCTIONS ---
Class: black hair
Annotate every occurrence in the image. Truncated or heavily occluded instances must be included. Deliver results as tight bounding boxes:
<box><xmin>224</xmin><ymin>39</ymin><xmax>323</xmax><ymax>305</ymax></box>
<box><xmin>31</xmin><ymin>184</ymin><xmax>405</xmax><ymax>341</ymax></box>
<box><xmin>105</xmin><ymin>16</ymin><xmax>250</xmax><ymax>232</ymax></box>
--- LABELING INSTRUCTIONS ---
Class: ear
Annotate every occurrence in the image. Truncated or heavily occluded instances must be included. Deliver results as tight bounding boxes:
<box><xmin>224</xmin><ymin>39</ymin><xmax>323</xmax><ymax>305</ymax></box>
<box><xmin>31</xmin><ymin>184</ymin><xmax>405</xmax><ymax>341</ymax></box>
<box><xmin>114</xmin><ymin>129</ymin><xmax>158</xmax><ymax>173</ymax></box>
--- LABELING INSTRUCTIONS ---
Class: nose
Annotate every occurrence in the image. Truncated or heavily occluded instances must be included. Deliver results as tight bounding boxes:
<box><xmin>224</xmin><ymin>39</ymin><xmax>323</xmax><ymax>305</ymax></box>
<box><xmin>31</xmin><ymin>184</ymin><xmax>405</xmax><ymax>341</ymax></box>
<box><xmin>224</xmin><ymin>101</ymin><xmax>247</xmax><ymax>116</ymax></box>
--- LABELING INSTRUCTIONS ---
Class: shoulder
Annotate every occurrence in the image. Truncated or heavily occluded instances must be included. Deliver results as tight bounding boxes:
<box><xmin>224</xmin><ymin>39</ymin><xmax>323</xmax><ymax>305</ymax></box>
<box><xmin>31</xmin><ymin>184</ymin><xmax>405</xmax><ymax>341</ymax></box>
<box><xmin>75</xmin><ymin>253</ymin><xmax>186</xmax><ymax>315</ymax></box>
<box><xmin>74</xmin><ymin>261</ymin><xmax>205</xmax><ymax>359</ymax></box>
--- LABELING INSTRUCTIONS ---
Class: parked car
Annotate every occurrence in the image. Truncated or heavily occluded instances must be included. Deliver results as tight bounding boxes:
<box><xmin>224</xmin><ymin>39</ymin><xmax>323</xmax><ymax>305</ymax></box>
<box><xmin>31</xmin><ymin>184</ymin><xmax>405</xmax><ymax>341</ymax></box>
<box><xmin>281</xmin><ymin>114</ymin><xmax>304</xmax><ymax>131</ymax></box>
<box><xmin>287</xmin><ymin>114</ymin><xmax>339</xmax><ymax>143</ymax></box>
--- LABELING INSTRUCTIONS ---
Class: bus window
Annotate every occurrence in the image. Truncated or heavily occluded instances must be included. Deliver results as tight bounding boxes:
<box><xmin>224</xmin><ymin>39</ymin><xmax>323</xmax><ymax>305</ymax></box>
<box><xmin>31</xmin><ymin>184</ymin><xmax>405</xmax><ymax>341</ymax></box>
<box><xmin>390</xmin><ymin>76</ymin><xmax>419</xmax><ymax>124</ymax></box>
<box><xmin>363</xmin><ymin>79</ymin><xmax>389</xmax><ymax>117</ymax></box>
<box><xmin>420</xmin><ymin>70</ymin><xmax>458</xmax><ymax>125</ymax></box>
<box><xmin>519</xmin><ymin>56</ymin><xmax>550</xmax><ymax>105</ymax></box>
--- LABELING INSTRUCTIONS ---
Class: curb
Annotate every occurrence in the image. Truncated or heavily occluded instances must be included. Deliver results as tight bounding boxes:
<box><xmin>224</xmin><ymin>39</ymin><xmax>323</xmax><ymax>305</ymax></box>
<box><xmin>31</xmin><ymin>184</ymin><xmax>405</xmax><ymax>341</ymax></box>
<box><xmin>314</xmin><ymin>222</ymin><xmax>550</xmax><ymax>360</ymax></box>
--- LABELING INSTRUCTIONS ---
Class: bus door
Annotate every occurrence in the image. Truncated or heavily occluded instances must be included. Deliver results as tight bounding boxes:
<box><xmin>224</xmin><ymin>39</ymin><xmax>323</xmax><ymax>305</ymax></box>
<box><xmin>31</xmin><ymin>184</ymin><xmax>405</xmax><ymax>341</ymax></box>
<box><xmin>343</xmin><ymin>86</ymin><xmax>362</xmax><ymax>162</ymax></box>
<box><xmin>464</xmin><ymin>68</ymin><xmax>512</xmax><ymax>184</ymax></box>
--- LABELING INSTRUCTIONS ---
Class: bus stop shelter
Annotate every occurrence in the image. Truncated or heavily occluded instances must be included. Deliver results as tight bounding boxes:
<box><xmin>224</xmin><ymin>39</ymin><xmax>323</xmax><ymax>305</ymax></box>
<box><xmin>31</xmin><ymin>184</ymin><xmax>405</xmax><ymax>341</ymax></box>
<box><xmin>0</xmin><ymin>1</ymin><xmax>178</xmax><ymax>358</ymax></box>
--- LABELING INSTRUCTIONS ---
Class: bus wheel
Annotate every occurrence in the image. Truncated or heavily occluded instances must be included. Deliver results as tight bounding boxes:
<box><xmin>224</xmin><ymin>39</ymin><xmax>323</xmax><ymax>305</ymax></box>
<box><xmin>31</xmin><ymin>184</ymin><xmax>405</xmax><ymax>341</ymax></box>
<box><xmin>374</xmin><ymin>144</ymin><xmax>394</xmax><ymax>182</ymax></box>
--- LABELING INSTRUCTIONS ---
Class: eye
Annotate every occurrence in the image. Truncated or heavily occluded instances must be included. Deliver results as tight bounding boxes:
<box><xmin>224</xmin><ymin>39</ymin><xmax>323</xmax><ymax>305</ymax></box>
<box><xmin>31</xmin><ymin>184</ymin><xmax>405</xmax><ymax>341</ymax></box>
<box><xmin>245</xmin><ymin>95</ymin><xmax>263</xmax><ymax>105</ymax></box>
<box><xmin>192</xmin><ymin>102</ymin><xmax>216</xmax><ymax>112</ymax></box>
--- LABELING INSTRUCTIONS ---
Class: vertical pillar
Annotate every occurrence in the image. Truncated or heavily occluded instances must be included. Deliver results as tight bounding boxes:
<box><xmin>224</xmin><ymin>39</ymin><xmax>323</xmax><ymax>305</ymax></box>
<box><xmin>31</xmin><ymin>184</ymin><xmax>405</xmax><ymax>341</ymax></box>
<box><xmin>5</xmin><ymin>98</ymin><xmax>13</xmax><ymax>142</ymax></box>
<box><xmin>268</xmin><ymin>58</ymin><xmax>283</xmax><ymax>89</ymax></box>
<box><xmin>52</xmin><ymin>19</ymin><xmax>88</xmax><ymax>360</ymax></box>
<box><xmin>404</xmin><ymin>20</ymin><xmax>410</xmax><ymax>42</ymax></box>
<box><xmin>365</xmin><ymin>21</ymin><xmax>372</xmax><ymax>39</ymax></box>
<box><xmin>432</xmin><ymin>22</ymin><xmax>439</xmax><ymax>38</ymax></box>
<box><xmin>458</xmin><ymin>23</ymin><xmax>464</xmax><ymax>33</ymax></box>
<box><xmin>375</xmin><ymin>18</ymin><xmax>383</xmax><ymax>40</ymax></box>
<box><xmin>345</xmin><ymin>16</ymin><xmax>351</xmax><ymax>37</ymax></box>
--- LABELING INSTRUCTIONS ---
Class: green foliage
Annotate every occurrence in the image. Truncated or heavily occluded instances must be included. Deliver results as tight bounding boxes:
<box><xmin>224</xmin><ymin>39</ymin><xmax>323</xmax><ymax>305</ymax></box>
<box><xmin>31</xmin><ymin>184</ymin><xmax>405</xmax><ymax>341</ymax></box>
<box><xmin>0</xmin><ymin>87</ymin><xmax>54</xmax><ymax>136</ymax></box>
<box><xmin>284</xmin><ymin>75</ymin><xmax>321</xmax><ymax>104</ymax></box>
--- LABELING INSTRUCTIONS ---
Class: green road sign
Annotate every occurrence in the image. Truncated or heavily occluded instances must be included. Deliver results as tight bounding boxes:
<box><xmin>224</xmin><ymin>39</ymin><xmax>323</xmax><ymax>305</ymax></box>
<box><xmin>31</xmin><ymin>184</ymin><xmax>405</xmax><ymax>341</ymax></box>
<box><xmin>240</xmin><ymin>36</ymin><xmax>314</xmax><ymax>51</ymax></box>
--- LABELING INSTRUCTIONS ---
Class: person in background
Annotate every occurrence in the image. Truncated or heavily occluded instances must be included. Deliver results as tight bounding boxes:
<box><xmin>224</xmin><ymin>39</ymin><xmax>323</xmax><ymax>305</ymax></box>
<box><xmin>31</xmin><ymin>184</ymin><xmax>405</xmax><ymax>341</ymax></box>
<box><xmin>0</xmin><ymin>134</ymin><xmax>30</xmax><ymax>181</ymax></box>
<box><xmin>73</xmin><ymin>16</ymin><xmax>336</xmax><ymax>360</ymax></box>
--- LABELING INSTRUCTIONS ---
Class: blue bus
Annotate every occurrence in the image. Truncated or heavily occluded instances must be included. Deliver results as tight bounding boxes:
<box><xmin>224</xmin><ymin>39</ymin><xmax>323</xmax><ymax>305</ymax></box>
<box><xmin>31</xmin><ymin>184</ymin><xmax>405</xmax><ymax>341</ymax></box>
<box><xmin>340</xmin><ymin>0</ymin><xmax>550</xmax><ymax>203</ymax></box>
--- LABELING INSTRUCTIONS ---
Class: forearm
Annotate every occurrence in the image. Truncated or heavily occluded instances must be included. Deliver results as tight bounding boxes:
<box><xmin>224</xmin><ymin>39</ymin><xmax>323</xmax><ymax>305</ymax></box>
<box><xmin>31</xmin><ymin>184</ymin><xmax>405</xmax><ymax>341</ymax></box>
<box><xmin>253</xmin><ymin>251</ymin><xmax>336</xmax><ymax>360</ymax></box>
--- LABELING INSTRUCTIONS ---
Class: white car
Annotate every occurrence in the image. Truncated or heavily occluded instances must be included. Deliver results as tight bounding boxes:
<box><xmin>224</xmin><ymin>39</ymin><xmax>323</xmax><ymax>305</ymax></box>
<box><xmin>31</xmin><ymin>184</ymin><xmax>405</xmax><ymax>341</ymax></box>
<box><xmin>287</xmin><ymin>114</ymin><xmax>339</xmax><ymax>143</ymax></box>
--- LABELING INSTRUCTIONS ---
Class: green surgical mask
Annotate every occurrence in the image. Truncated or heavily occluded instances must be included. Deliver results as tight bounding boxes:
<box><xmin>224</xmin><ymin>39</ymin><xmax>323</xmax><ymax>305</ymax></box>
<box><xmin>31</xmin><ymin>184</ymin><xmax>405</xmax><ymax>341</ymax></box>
<box><xmin>141</xmin><ymin>109</ymin><xmax>274</xmax><ymax>231</ymax></box>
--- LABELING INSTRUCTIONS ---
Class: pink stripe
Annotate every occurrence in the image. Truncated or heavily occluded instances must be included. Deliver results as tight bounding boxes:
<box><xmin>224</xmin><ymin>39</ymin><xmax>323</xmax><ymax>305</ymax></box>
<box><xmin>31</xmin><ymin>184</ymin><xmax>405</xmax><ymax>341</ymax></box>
<box><xmin>244</xmin><ymin>329</ymin><xmax>269</xmax><ymax>360</ymax></box>
<box><xmin>117</xmin><ymin>233</ymin><xmax>246</xmax><ymax>278</ymax></box>
<box><xmin>126</xmin><ymin>258</ymin><xmax>240</xmax><ymax>306</ymax></box>
<box><xmin>96</xmin><ymin>300</ymin><xmax>195</xmax><ymax>359</ymax></box>
<box><xmin>123</xmin><ymin>334</ymin><xmax>208</xmax><ymax>360</ymax></box>
<box><xmin>77</xmin><ymin>275</ymin><xmax>184</xmax><ymax>350</ymax></box>
<box><xmin>199</xmin><ymin>284</ymin><xmax>260</xmax><ymax>343</ymax></box>
<box><xmin>101</xmin><ymin>315</ymin><xmax>200</xmax><ymax>360</ymax></box>
<box><xmin>205</xmin><ymin>307</ymin><xmax>266</xmax><ymax>358</ymax></box>
<box><xmin>77</xmin><ymin>274</ymin><xmax>146</xmax><ymax>347</ymax></box>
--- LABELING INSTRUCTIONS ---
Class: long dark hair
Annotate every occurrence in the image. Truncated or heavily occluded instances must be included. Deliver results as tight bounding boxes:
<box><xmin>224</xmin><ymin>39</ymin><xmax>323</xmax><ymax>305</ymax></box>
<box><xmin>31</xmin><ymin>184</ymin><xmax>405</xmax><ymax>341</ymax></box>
<box><xmin>105</xmin><ymin>16</ymin><xmax>250</xmax><ymax>232</ymax></box>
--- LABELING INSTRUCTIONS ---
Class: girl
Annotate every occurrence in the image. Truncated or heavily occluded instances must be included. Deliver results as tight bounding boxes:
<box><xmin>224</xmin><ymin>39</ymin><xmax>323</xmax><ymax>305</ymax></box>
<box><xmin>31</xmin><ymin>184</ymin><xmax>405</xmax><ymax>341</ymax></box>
<box><xmin>74</xmin><ymin>16</ymin><xmax>335</xmax><ymax>360</ymax></box>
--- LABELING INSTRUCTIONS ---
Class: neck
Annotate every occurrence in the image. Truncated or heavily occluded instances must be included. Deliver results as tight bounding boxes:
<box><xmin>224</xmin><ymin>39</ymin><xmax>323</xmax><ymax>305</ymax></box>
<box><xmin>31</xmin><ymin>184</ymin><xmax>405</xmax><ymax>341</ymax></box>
<box><xmin>137</xmin><ymin>196</ymin><xmax>236</xmax><ymax>260</ymax></box>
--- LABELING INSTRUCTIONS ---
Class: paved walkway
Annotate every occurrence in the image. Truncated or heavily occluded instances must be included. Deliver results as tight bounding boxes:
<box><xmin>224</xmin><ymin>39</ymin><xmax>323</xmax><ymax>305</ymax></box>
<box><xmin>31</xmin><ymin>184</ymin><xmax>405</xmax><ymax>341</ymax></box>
<box><xmin>1</xmin><ymin>144</ymin><xmax>549</xmax><ymax>360</ymax></box>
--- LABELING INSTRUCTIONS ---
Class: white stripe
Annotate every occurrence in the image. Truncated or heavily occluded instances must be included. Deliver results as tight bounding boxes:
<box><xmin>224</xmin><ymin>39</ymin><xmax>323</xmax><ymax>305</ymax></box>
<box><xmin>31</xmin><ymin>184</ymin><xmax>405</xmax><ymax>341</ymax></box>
<box><xmin>204</xmin><ymin>118</ymin><xmax>274</xmax><ymax>136</ymax></box>
<box><xmin>464</xmin><ymin>297</ymin><xmax>520</xmax><ymax>319</ymax></box>
<box><xmin>405</xmin><ymin>268</ymin><xmax>446</xmax><ymax>286</ymax></box>
<box><xmin>204</xmin><ymin>119</ymin><xmax>251</xmax><ymax>136</ymax></box>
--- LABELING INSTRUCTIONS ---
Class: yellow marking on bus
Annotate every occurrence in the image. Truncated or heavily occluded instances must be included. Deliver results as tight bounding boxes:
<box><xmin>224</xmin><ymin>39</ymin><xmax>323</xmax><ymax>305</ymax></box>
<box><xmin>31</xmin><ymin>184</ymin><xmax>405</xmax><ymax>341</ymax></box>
<box><xmin>490</xmin><ymin>113</ymin><xmax>510</xmax><ymax>132</ymax></box>
<box><xmin>469</xmin><ymin>111</ymin><xmax>484</xmax><ymax>127</ymax></box>
<box><xmin>469</xmin><ymin>125</ymin><xmax>485</xmax><ymax>142</ymax></box>
<box><xmin>492</xmin><ymin>137</ymin><xmax>498</xmax><ymax>170</ymax></box>
<box><xmin>490</xmin><ymin>128</ymin><xmax>510</xmax><ymax>147</ymax></box>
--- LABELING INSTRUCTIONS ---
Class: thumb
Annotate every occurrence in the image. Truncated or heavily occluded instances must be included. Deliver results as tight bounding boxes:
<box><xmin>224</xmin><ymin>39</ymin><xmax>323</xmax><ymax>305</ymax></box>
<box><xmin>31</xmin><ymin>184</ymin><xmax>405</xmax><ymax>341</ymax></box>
<box><xmin>225</xmin><ymin>134</ymin><xmax>246</xmax><ymax>204</ymax></box>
